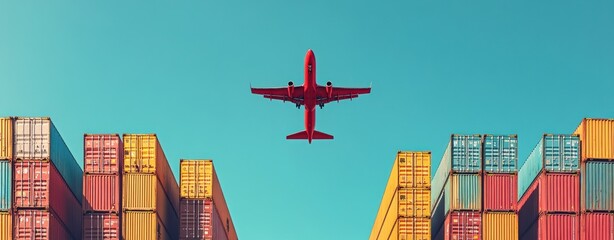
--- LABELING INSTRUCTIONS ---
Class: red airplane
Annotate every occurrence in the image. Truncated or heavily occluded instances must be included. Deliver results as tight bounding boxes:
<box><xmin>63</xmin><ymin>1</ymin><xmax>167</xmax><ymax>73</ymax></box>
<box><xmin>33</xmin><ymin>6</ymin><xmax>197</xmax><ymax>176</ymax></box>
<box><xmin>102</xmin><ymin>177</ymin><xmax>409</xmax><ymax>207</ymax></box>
<box><xmin>251</xmin><ymin>49</ymin><xmax>371</xmax><ymax>143</ymax></box>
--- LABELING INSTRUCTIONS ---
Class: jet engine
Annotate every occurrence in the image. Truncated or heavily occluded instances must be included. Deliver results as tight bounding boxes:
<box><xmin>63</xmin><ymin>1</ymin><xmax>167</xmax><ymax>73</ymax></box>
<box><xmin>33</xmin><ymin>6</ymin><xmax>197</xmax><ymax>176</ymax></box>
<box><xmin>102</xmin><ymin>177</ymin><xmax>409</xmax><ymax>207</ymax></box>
<box><xmin>325</xmin><ymin>81</ymin><xmax>333</xmax><ymax>98</ymax></box>
<box><xmin>287</xmin><ymin>81</ymin><xmax>294</xmax><ymax>97</ymax></box>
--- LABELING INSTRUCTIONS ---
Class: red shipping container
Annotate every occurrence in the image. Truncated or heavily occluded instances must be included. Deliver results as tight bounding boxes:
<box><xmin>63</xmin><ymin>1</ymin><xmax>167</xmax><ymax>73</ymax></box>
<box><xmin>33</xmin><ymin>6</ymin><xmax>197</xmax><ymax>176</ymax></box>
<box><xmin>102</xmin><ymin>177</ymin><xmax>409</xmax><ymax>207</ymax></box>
<box><xmin>83</xmin><ymin>213</ymin><xmax>120</xmax><ymax>240</ymax></box>
<box><xmin>180</xmin><ymin>199</ymin><xmax>228</xmax><ymax>240</ymax></box>
<box><xmin>14</xmin><ymin>209</ymin><xmax>74</xmax><ymax>240</ymax></box>
<box><xmin>484</xmin><ymin>173</ymin><xmax>517</xmax><ymax>211</ymax></box>
<box><xmin>13</xmin><ymin>161</ymin><xmax>82</xmax><ymax>239</ymax></box>
<box><xmin>518</xmin><ymin>172</ymin><xmax>579</xmax><ymax>228</ymax></box>
<box><xmin>84</xmin><ymin>134</ymin><xmax>122</xmax><ymax>174</ymax></box>
<box><xmin>443</xmin><ymin>211</ymin><xmax>481</xmax><ymax>240</ymax></box>
<box><xmin>581</xmin><ymin>212</ymin><xmax>614</xmax><ymax>240</ymax></box>
<box><xmin>83</xmin><ymin>174</ymin><xmax>121</xmax><ymax>213</ymax></box>
<box><xmin>521</xmin><ymin>213</ymin><xmax>579</xmax><ymax>240</ymax></box>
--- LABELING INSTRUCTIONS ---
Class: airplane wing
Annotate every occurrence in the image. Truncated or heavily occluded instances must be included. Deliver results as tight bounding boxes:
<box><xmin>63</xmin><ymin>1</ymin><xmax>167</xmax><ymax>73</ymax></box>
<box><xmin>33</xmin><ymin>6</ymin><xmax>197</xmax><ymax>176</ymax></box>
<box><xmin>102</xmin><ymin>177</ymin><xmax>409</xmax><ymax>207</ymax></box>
<box><xmin>251</xmin><ymin>86</ymin><xmax>305</xmax><ymax>105</ymax></box>
<box><xmin>316</xmin><ymin>85</ymin><xmax>371</xmax><ymax>105</ymax></box>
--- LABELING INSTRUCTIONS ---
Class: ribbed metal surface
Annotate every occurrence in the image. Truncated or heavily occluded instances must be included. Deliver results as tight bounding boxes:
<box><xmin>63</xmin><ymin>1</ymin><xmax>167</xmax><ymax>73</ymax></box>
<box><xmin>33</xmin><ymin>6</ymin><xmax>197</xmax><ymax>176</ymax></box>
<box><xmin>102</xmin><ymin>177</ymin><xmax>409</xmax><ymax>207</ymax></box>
<box><xmin>444</xmin><ymin>173</ymin><xmax>481</xmax><ymax>213</ymax></box>
<box><xmin>0</xmin><ymin>160</ymin><xmax>10</xmax><ymax>211</ymax></box>
<box><xmin>444</xmin><ymin>211</ymin><xmax>482</xmax><ymax>240</ymax></box>
<box><xmin>483</xmin><ymin>212</ymin><xmax>518</xmax><ymax>240</ymax></box>
<box><xmin>574</xmin><ymin>118</ymin><xmax>614</xmax><ymax>161</ymax></box>
<box><xmin>14</xmin><ymin>117</ymin><xmax>83</xmax><ymax>203</ymax></box>
<box><xmin>518</xmin><ymin>134</ymin><xmax>579</xmax><ymax>200</ymax></box>
<box><xmin>521</xmin><ymin>213</ymin><xmax>579</xmax><ymax>240</ymax></box>
<box><xmin>84</xmin><ymin>134</ymin><xmax>122</xmax><ymax>174</ymax></box>
<box><xmin>0</xmin><ymin>212</ymin><xmax>10</xmax><ymax>240</ymax></box>
<box><xmin>483</xmin><ymin>173</ymin><xmax>517</xmax><ymax>211</ymax></box>
<box><xmin>14</xmin><ymin>209</ymin><xmax>75</xmax><ymax>240</ymax></box>
<box><xmin>483</xmin><ymin>134</ymin><xmax>518</xmax><ymax>173</ymax></box>
<box><xmin>581</xmin><ymin>212</ymin><xmax>614</xmax><ymax>240</ymax></box>
<box><xmin>123</xmin><ymin>173</ymin><xmax>157</xmax><ymax>210</ymax></box>
<box><xmin>0</xmin><ymin>118</ymin><xmax>12</xmax><ymax>160</ymax></box>
<box><xmin>583</xmin><ymin>161</ymin><xmax>614</xmax><ymax>211</ymax></box>
<box><xmin>84</xmin><ymin>174</ymin><xmax>121</xmax><ymax>213</ymax></box>
<box><xmin>123</xmin><ymin>211</ymin><xmax>172</xmax><ymax>240</ymax></box>
<box><xmin>83</xmin><ymin>213</ymin><xmax>120</xmax><ymax>240</ymax></box>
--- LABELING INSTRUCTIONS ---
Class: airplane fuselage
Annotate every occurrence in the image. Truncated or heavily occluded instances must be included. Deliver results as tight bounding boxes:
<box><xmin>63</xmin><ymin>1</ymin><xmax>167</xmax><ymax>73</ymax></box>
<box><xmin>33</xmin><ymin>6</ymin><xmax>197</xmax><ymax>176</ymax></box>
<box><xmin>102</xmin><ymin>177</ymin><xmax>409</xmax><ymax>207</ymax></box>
<box><xmin>303</xmin><ymin>50</ymin><xmax>318</xmax><ymax>143</ymax></box>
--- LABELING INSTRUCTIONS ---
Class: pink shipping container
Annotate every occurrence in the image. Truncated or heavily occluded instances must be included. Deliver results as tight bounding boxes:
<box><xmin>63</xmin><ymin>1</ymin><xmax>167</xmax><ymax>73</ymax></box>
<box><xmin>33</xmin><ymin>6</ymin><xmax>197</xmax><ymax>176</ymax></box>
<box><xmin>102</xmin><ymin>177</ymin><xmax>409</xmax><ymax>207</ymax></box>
<box><xmin>581</xmin><ymin>212</ymin><xmax>614</xmax><ymax>240</ymax></box>
<box><xmin>83</xmin><ymin>213</ymin><xmax>120</xmax><ymax>240</ymax></box>
<box><xmin>443</xmin><ymin>211</ymin><xmax>482</xmax><ymax>240</ymax></box>
<box><xmin>180</xmin><ymin>199</ymin><xmax>228</xmax><ymax>240</ymax></box>
<box><xmin>518</xmin><ymin>172</ymin><xmax>579</xmax><ymax>230</ymax></box>
<box><xmin>521</xmin><ymin>213</ymin><xmax>579</xmax><ymax>240</ymax></box>
<box><xmin>83</xmin><ymin>174</ymin><xmax>121</xmax><ymax>213</ymax></box>
<box><xmin>13</xmin><ymin>161</ymin><xmax>82</xmax><ymax>239</ymax></box>
<box><xmin>84</xmin><ymin>134</ymin><xmax>122</xmax><ymax>174</ymax></box>
<box><xmin>484</xmin><ymin>173</ymin><xmax>517</xmax><ymax>211</ymax></box>
<box><xmin>14</xmin><ymin>209</ymin><xmax>74</xmax><ymax>240</ymax></box>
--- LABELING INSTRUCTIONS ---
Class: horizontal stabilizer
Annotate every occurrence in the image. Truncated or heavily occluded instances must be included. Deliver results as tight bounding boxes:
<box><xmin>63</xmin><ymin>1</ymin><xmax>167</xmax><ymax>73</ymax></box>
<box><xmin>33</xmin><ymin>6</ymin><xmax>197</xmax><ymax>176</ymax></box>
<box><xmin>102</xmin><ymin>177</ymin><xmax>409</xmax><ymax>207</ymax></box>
<box><xmin>286</xmin><ymin>130</ymin><xmax>334</xmax><ymax>140</ymax></box>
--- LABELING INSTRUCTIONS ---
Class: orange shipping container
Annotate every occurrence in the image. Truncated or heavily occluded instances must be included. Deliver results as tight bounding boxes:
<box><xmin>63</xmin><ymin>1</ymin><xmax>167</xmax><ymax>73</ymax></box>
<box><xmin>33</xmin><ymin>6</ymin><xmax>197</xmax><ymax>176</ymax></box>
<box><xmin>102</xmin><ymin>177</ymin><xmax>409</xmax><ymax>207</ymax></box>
<box><xmin>180</xmin><ymin>160</ymin><xmax>237</xmax><ymax>240</ymax></box>
<box><xmin>482</xmin><ymin>212</ymin><xmax>518</xmax><ymax>240</ymax></box>
<box><xmin>0</xmin><ymin>212</ymin><xmax>10</xmax><ymax>240</ymax></box>
<box><xmin>123</xmin><ymin>134</ymin><xmax>179</xmax><ymax>211</ymax></box>
<box><xmin>574</xmin><ymin>118</ymin><xmax>614</xmax><ymax>161</ymax></box>
<box><xmin>0</xmin><ymin>117</ymin><xmax>12</xmax><ymax>160</ymax></box>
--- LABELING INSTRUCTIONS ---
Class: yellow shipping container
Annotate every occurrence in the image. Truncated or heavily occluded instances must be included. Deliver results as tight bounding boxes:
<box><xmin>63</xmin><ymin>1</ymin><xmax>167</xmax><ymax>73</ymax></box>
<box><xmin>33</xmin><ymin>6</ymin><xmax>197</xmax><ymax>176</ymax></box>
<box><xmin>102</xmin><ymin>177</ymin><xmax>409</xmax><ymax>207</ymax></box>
<box><xmin>180</xmin><ymin>159</ymin><xmax>215</xmax><ymax>199</ymax></box>
<box><xmin>370</xmin><ymin>151</ymin><xmax>431</xmax><ymax>240</ymax></box>
<box><xmin>123</xmin><ymin>211</ymin><xmax>171</xmax><ymax>240</ymax></box>
<box><xmin>385</xmin><ymin>217</ymin><xmax>430</xmax><ymax>240</ymax></box>
<box><xmin>123</xmin><ymin>134</ymin><xmax>158</xmax><ymax>173</ymax></box>
<box><xmin>0</xmin><ymin>118</ymin><xmax>12</xmax><ymax>160</ymax></box>
<box><xmin>0</xmin><ymin>212</ymin><xmax>10</xmax><ymax>240</ymax></box>
<box><xmin>483</xmin><ymin>212</ymin><xmax>517</xmax><ymax>240</ymax></box>
<box><xmin>123</xmin><ymin>174</ymin><xmax>157</xmax><ymax>210</ymax></box>
<box><xmin>574</xmin><ymin>118</ymin><xmax>614</xmax><ymax>161</ymax></box>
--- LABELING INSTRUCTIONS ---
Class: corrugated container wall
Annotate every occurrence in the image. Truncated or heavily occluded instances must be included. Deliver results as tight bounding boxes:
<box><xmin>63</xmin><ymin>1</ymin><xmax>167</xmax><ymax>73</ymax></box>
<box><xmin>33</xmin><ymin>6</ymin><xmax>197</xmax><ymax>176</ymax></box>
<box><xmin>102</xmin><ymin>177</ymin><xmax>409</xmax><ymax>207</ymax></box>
<box><xmin>518</xmin><ymin>134</ymin><xmax>579</xmax><ymax>200</ymax></box>
<box><xmin>84</xmin><ymin>134</ymin><xmax>122</xmax><ymax>174</ymax></box>
<box><xmin>574</xmin><ymin>118</ymin><xmax>614</xmax><ymax>161</ymax></box>
<box><xmin>14</xmin><ymin>209</ymin><xmax>74</xmax><ymax>240</ymax></box>
<box><xmin>13</xmin><ymin>161</ymin><xmax>82</xmax><ymax>239</ymax></box>
<box><xmin>123</xmin><ymin>211</ymin><xmax>172</xmax><ymax>240</ymax></box>
<box><xmin>583</xmin><ymin>161</ymin><xmax>614</xmax><ymax>212</ymax></box>
<box><xmin>483</xmin><ymin>174</ymin><xmax>517</xmax><ymax>211</ymax></box>
<box><xmin>387</xmin><ymin>217</ymin><xmax>430</xmax><ymax>240</ymax></box>
<box><xmin>432</xmin><ymin>135</ymin><xmax>481</xmax><ymax>210</ymax></box>
<box><xmin>520</xmin><ymin>213</ymin><xmax>579</xmax><ymax>240</ymax></box>
<box><xmin>483</xmin><ymin>135</ymin><xmax>518</xmax><ymax>173</ymax></box>
<box><xmin>83</xmin><ymin>213</ymin><xmax>120</xmax><ymax>240</ymax></box>
<box><xmin>84</xmin><ymin>174</ymin><xmax>121</xmax><ymax>213</ymax></box>
<box><xmin>180</xmin><ymin>160</ymin><xmax>238</xmax><ymax>240</ymax></box>
<box><xmin>0</xmin><ymin>161</ymin><xmax>10</xmax><ymax>211</ymax></box>
<box><xmin>482</xmin><ymin>212</ymin><xmax>517</xmax><ymax>240</ymax></box>
<box><xmin>581</xmin><ymin>212</ymin><xmax>614</xmax><ymax>240</ymax></box>
<box><xmin>180</xmin><ymin>199</ymin><xmax>229</xmax><ymax>240</ymax></box>
<box><xmin>0</xmin><ymin>212</ymin><xmax>10</xmax><ymax>240</ymax></box>
<box><xmin>123</xmin><ymin>134</ymin><xmax>179</xmax><ymax>211</ymax></box>
<box><xmin>443</xmin><ymin>173</ymin><xmax>481</xmax><ymax>213</ymax></box>
<box><xmin>14</xmin><ymin>117</ymin><xmax>83</xmax><ymax>203</ymax></box>
<box><xmin>443</xmin><ymin>211</ymin><xmax>482</xmax><ymax>240</ymax></box>
<box><xmin>0</xmin><ymin>118</ymin><xmax>12</xmax><ymax>160</ymax></box>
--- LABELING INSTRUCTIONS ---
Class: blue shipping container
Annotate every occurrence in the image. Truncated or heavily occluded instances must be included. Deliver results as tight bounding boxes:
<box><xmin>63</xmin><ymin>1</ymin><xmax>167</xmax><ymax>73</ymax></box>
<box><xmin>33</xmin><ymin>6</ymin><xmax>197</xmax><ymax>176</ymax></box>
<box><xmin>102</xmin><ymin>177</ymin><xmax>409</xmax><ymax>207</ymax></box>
<box><xmin>518</xmin><ymin>134</ymin><xmax>579</xmax><ymax>200</ymax></box>
<box><xmin>483</xmin><ymin>134</ymin><xmax>518</xmax><ymax>173</ymax></box>
<box><xmin>444</xmin><ymin>173</ymin><xmax>481</xmax><ymax>213</ymax></box>
<box><xmin>14</xmin><ymin>117</ymin><xmax>83</xmax><ymax>204</ymax></box>
<box><xmin>0</xmin><ymin>160</ymin><xmax>10</xmax><ymax>211</ymax></box>
<box><xmin>584</xmin><ymin>161</ymin><xmax>614</xmax><ymax>211</ymax></box>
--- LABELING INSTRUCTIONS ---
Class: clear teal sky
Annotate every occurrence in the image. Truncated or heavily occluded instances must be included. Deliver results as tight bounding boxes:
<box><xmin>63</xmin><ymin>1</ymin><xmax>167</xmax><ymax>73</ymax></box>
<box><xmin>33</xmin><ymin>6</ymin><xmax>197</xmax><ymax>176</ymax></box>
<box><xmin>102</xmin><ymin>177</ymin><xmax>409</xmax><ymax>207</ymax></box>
<box><xmin>1</xmin><ymin>1</ymin><xmax>613</xmax><ymax>239</ymax></box>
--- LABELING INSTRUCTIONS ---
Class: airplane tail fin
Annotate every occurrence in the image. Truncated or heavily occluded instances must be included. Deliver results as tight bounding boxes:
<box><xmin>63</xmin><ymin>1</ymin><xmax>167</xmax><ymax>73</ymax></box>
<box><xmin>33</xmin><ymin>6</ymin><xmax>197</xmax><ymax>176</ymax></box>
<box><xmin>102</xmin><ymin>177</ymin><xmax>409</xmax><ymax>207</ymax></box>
<box><xmin>286</xmin><ymin>130</ymin><xmax>334</xmax><ymax>140</ymax></box>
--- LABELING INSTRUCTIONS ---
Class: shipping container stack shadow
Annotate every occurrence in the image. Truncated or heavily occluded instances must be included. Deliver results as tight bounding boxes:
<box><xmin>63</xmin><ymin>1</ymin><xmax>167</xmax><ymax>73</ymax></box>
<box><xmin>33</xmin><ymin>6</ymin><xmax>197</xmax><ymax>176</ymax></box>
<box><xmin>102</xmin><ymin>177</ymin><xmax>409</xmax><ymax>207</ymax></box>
<box><xmin>179</xmin><ymin>159</ymin><xmax>238</xmax><ymax>240</ymax></box>
<box><xmin>12</xmin><ymin>117</ymin><xmax>84</xmax><ymax>240</ymax></box>
<box><xmin>122</xmin><ymin>134</ymin><xmax>180</xmax><ymax>240</ymax></box>
<box><xmin>482</xmin><ymin>135</ymin><xmax>519</xmax><ymax>240</ymax></box>
<box><xmin>574</xmin><ymin>118</ymin><xmax>614</xmax><ymax>240</ymax></box>
<box><xmin>369</xmin><ymin>151</ymin><xmax>432</xmax><ymax>240</ymax></box>
<box><xmin>517</xmin><ymin>134</ymin><xmax>581</xmax><ymax>240</ymax></box>
<box><xmin>431</xmin><ymin>135</ymin><xmax>483</xmax><ymax>240</ymax></box>
<box><xmin>83</xmin><ymin>134</ymin><xmax>123</xmax><ymax>240</ymax></box>
<box><xmin>0</xmin><ymin>117</ymin><xmax>13</xmax><ymax>240</ymax></box>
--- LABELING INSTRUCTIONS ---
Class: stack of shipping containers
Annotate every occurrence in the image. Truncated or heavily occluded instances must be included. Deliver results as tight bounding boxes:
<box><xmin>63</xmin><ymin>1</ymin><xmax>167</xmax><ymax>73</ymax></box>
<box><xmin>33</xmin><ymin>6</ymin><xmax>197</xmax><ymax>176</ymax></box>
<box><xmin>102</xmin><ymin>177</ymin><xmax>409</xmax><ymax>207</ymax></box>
<box><xmin>122</xmin><ymin>134</ymin><xmax>180</xmax><ymax>240</ymax></box>
<box><xmin>0</xmin><ymin>118</ymin><xmax>12</xmax><ymax>240</ymax></box>
<box><xmin>179</xmin><ymin>160</ymin><xmax>238</xmax><ymax>240</ymax></box>
<box><xmin>83</xmin><ymin>134</ymin><xmax>123</xmax><ymax>239</ymax></box>
<box><xmin>369</xmin><ymin>151</ymin><xmax>431</xmax><ymax>240</ymax></box>
<box><xmin>574</xmin><ymin>118</ymin><xmax>614</xmax><ymax>240</ymax></box>
<box><xmin>431</xmin><ymin>135</ymin><xmax>483</xmax><ymax>240</ymax></box>
<box><xmin>13</xmin><ymin>117</ymin><xmax>83</xmax><ymax>239</ymax></box>
<box><xmin>517</xmin><ymin>134</ymin><xmax>580</xmax><ymax>240</ymax></box>
<box><xmin>482</xmin><ymin>135</ymin><xmax>518</xmax><ymax>239</ymax></box>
